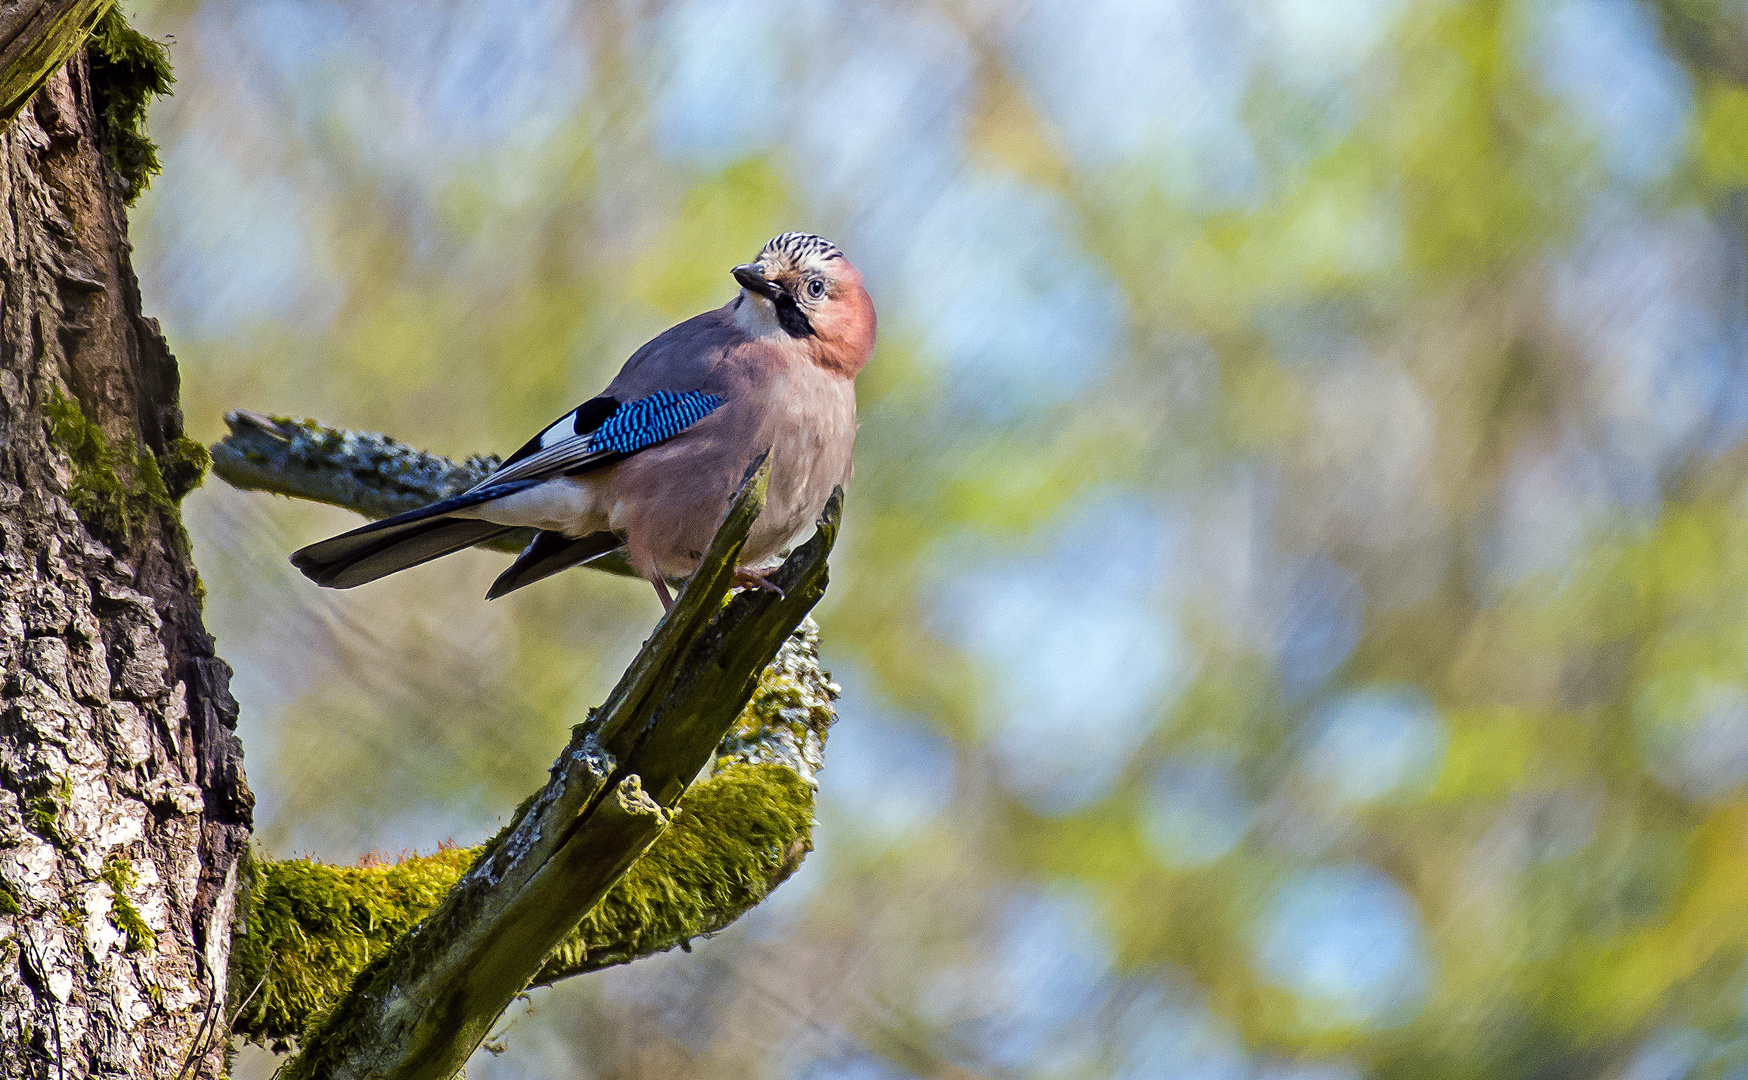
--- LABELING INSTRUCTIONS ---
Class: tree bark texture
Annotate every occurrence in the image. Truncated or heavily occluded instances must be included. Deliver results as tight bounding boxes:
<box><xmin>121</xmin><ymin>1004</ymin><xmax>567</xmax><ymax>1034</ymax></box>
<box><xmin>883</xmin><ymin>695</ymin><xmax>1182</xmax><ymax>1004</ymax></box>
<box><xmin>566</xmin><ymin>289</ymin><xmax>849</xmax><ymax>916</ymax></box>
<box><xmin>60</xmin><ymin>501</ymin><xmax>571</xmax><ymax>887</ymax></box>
<box><xmin>0</xmin><ymin>50</ymin><xmax>249</xmax><ymax>1080</ymax></box>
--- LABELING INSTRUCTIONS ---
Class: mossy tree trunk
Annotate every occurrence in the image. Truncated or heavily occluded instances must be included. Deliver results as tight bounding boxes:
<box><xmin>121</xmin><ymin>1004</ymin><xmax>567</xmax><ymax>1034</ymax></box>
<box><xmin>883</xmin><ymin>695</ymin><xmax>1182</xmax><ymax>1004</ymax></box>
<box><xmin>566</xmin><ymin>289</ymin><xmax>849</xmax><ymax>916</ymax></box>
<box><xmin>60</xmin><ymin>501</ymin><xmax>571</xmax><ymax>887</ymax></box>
<box><xmin>0</xmin><ymin>30</ymin><xmax>251</xmax><ymax>1080</ymax></box>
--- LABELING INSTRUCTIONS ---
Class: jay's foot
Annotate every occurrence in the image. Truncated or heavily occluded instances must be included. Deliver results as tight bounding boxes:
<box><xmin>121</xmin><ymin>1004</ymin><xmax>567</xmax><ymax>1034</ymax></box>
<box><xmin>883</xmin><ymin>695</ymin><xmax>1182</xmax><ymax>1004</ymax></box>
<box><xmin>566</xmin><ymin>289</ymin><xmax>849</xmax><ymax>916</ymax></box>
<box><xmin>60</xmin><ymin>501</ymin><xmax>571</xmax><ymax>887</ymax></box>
<box><xmin>733</xmin><ymin>567</ymin><xmax>786</xmax><ymax>599</ymax></box>
<box><xmin>651</xmin><ymin>575</ymin><xmax>675</xmax><ymax>611</ymax></box>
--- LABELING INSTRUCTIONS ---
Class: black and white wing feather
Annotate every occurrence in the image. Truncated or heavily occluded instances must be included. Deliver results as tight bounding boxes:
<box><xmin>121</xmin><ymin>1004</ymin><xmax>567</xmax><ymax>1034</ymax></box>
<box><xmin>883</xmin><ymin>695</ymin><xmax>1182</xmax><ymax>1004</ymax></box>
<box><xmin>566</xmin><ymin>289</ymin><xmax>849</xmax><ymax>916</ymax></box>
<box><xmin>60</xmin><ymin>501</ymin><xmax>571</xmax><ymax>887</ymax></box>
<box><xmin>473</xmin><ymin>390</ymin><xmax>723</xmax><ymax>488</ymax></box>
<box><xmin>291</xmin><ymin>390</ymin><xmax>725</xmax><ymax>591</ymax></box>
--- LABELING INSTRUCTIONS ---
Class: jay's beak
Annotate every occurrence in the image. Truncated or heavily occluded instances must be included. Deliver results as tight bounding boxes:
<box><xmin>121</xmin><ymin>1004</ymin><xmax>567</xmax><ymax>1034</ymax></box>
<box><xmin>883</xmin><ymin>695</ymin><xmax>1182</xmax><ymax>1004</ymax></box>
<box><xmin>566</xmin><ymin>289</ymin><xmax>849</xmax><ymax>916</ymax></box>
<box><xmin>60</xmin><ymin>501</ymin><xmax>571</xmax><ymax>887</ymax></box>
<box><xmin>732</xmin><ymin>263</ymin><xmax>782</xmax><ymax>301</ymax></box>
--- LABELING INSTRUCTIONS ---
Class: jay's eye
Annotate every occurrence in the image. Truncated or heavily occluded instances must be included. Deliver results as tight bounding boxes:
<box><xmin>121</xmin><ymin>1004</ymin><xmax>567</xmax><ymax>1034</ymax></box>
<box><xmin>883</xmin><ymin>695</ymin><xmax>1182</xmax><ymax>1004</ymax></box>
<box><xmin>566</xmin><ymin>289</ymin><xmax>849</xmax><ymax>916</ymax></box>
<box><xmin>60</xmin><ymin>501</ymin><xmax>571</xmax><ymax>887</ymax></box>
<box><xmin>806</xmin><ymin>278</ymin><xmax>826</xmax><ymax>299</ymax></box>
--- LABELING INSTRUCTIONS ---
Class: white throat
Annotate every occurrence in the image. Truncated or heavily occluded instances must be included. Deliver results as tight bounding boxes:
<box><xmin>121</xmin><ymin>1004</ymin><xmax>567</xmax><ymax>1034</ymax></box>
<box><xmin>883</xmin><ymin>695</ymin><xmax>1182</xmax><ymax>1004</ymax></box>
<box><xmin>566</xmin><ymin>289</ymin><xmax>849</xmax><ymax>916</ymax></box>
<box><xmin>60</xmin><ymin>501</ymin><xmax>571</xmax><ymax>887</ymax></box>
<box><xmin>732</xmin><ymin>291</ymin><xmax>785</xmax><ymax>340</ymax></box>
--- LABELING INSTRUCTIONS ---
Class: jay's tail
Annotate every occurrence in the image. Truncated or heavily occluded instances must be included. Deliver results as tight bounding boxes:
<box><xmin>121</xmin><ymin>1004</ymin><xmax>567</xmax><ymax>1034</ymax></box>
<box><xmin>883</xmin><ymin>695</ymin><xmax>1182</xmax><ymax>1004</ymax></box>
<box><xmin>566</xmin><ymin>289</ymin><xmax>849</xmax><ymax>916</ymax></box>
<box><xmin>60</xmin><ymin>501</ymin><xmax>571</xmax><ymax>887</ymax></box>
<box><xmin>486</xmin><ymin>529</ymin><xmax>623</xmax><ymax>600</ymax></box>
<box><xmin>291</xmin><ymin>481</ymin><xmax>539</xmax><ymax>589</ymax></box>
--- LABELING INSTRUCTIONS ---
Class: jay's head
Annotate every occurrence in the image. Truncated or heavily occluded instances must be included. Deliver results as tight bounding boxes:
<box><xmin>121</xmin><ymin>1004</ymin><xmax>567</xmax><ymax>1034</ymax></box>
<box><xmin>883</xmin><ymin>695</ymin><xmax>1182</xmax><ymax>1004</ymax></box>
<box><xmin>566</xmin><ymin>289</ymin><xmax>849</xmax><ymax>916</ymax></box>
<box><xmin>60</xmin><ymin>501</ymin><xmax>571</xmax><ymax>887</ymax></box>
<box><xmin>732</xmin><ymin>232</ymin><xmax>876</xmax><ymax>377</ymax></box>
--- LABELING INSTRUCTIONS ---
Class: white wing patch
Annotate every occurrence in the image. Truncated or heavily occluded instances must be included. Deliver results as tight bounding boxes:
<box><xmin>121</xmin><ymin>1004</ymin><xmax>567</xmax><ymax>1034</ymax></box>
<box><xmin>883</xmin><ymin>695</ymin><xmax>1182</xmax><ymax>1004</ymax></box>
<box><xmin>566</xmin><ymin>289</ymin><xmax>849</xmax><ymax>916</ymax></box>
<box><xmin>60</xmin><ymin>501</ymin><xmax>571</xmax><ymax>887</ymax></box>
<box><xmin>538</xmin><ymin>410</ymin><xmax>577</xmax><ymax>449</ymax></box>
<box><xmin>468</xmin><ymin>391</ymin><xmax>725</xmax><ymax>492</ymax></box>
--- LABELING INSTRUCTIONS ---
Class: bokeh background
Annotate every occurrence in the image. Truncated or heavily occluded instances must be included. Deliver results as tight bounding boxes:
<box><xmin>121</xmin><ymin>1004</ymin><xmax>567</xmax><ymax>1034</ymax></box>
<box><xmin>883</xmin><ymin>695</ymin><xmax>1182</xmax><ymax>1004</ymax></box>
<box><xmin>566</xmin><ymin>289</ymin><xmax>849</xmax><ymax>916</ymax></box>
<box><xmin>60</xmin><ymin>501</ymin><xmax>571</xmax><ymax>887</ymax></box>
<box><xmin>115</xmin><ymin>0</ymin><xmax>1748</xmax><ymax>1075</ymax></box>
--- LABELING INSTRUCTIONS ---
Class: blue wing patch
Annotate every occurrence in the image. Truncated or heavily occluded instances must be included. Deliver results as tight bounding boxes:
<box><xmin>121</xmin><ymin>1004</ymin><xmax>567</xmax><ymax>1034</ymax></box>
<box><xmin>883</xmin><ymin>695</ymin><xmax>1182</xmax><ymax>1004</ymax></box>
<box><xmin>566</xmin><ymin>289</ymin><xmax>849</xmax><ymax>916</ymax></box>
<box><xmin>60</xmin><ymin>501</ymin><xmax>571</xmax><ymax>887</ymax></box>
<box><xmin>590</xmin><ymin>390</ymin><xmax>723</xmax><ymax>454</ymax></box>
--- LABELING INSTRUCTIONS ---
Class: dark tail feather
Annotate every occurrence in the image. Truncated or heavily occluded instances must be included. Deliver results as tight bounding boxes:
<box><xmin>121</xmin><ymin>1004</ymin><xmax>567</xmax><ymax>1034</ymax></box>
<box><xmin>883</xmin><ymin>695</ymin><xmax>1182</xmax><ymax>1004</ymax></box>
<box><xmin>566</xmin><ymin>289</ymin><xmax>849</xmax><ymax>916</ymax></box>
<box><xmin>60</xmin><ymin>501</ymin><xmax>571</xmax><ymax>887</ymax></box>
<box><xmin>293</xmin><ymin>517</ymin><xmax>517</xmax><ymax>589</ymax></box>
<box><xmin>291</xmin><ymin>482</ymin><xmax>542</xmax><ymax>589</ymax></box>
<box><xmin>486</xmin><ymin>530</ymin><xmax>623</xmax><ymax>600</ymax></box>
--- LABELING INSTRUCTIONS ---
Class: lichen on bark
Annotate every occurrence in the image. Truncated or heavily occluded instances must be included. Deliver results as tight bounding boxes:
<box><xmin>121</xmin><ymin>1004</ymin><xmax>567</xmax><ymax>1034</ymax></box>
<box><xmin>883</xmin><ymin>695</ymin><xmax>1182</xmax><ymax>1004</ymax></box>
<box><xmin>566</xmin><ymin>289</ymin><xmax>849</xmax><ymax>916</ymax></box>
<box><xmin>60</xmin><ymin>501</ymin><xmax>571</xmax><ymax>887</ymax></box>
<box><xmin>226</xmin><ymin>623</ymin><xmax>838</xmax><ymax>1048</ymax></box>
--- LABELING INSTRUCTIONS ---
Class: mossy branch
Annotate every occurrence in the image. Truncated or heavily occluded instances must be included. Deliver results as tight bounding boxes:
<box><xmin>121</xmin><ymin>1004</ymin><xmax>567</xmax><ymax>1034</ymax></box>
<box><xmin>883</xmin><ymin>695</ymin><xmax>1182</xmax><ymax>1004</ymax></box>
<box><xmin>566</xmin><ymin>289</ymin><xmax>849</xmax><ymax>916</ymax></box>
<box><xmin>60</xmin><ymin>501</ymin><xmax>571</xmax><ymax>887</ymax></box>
<box><xmin>212</xmin><ymin>425</ymin><xmax>841</xmax><ymax>1077</ymax></box>
<box><xmin>228</xmin><ymin>625</ymin><xmax>835</xmax><ymax>1044</ymax></box>
<box><xmin>0</xmin><ymin>0</ymin><xmax>110</xmax><ymax>127</ymax></box>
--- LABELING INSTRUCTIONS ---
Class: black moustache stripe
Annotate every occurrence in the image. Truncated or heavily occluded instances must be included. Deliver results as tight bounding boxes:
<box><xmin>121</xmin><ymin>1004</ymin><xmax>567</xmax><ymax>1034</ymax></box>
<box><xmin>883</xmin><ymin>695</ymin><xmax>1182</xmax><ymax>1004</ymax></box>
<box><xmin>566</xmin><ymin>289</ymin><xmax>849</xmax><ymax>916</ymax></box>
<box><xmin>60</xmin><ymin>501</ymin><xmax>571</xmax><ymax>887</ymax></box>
<box><xmin>774</xmin><ymin>293</ymin><xmax>815</xmax><ymax>338</ymax></box>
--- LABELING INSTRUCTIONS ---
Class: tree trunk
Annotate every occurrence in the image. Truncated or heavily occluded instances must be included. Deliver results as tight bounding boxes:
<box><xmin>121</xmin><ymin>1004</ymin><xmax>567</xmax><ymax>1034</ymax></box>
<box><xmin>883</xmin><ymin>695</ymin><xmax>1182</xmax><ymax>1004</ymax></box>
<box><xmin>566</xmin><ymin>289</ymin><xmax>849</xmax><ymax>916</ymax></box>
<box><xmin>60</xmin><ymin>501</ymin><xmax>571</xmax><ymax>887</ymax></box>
<box><xmin>0</xmin><ymin>47</ymin><xmax>250</xmax><ymax>1080</ymax></box>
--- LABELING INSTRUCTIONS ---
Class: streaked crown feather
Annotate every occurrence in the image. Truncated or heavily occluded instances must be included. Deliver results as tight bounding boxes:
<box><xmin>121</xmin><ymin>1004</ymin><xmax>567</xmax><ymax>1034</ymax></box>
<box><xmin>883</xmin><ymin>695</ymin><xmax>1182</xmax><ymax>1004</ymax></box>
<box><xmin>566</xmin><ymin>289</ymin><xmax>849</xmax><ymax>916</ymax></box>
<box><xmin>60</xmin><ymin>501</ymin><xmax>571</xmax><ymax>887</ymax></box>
<box><xmin>761</xmin><ymin>231</ymin><xmax>843</xmax><ymax>267</ymax></box>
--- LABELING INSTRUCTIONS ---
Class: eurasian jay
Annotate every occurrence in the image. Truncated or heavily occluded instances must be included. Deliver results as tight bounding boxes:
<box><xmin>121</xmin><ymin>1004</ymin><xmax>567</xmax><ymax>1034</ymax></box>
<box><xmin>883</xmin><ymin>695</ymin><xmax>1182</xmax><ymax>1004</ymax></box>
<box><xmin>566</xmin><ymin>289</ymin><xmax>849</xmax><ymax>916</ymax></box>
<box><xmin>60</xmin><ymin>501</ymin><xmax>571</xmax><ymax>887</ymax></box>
<box><xmin>290</xmin><ymin>232</ymin><xmax>876</xmax><ymax>609</ymax></box>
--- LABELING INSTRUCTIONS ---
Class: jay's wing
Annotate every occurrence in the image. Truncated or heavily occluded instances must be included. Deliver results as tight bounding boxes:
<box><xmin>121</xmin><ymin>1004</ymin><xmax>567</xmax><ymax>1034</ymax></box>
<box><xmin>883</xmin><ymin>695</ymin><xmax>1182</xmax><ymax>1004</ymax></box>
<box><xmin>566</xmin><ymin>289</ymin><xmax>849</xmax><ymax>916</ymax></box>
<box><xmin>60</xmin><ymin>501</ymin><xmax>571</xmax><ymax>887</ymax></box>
<box><xmin>471</xmin><ymin>390</ymin><xmax>724</xmax><ymax>490</ymax></box>
<box><xmin>291</xmin><ymin>390</ymin><xmax>724</xmax><ymax>591</ymax></box>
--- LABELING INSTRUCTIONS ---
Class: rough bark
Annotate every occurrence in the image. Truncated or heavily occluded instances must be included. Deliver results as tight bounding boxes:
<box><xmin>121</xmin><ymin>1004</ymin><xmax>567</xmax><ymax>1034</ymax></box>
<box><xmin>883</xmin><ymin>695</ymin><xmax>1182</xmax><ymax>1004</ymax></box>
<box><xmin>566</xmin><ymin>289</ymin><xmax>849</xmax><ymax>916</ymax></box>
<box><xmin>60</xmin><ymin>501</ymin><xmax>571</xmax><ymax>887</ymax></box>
<box><xmin>0</xmin><ymin>43</ymin><xmax>248</xmax><ymax>1080</ymax></box>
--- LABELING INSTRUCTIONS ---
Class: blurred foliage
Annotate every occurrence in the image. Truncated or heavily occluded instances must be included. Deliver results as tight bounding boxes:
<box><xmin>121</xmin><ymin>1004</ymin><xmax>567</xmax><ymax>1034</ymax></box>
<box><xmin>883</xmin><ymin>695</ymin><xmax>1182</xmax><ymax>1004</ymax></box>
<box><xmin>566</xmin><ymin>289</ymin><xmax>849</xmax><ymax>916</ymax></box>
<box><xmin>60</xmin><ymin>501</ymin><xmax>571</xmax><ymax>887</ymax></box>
<box><xmin>113</xmin><ymin>0</ymin><xmax>1748</xmax><ymax>1076</ymax></box>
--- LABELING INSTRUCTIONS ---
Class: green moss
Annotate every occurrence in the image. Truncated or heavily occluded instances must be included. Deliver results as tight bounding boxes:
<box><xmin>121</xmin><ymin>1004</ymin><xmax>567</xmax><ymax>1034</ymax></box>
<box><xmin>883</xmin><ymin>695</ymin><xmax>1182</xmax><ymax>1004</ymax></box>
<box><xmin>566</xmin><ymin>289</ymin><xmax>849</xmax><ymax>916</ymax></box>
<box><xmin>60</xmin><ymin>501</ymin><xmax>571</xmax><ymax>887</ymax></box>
<box><xmin>229</xmin><ymin>845</ymin><xmax>478</xmax><ymax>1045</ymax></box>
<box><xmin>230</xmin><ymin>632</ymin><xmax>832</xmax><ymax>1051</ymax></box>
<box><xmin>101</xmin><ymin>854</ymin><xmax>155</xmax><ymax>952</ymax></box>
<box><xmin>157</xmin><ymin>434</ymin><xmax>209</xmax><ymax>501</ymax></box>
<box><xmin>44</xmin><ymin>389</ymin><xmax>195</xmax><ymax>550</ymax></box>
<box><xmin>85</xmin><ymin>6</ymin><xmax>173</xmax><ymax>204</ymax></box>
<box><xmin>540</xmin><ymin>761</ymin><xmax>812</xmax><ymax>978</ymax></box>
<box><xmin>26</xmin><ymin>795</ymin><xmax>61</xmax><ymax>846</ymax></box>
<box><xmin>0</xmin><ymin>884</ymin><xmax>20</xmax><ymax>917</ymax></box>
<box><xmin>229</xmin><ymin>764</ymin><xmax>815</xmax><ymax>1045</ymax></box>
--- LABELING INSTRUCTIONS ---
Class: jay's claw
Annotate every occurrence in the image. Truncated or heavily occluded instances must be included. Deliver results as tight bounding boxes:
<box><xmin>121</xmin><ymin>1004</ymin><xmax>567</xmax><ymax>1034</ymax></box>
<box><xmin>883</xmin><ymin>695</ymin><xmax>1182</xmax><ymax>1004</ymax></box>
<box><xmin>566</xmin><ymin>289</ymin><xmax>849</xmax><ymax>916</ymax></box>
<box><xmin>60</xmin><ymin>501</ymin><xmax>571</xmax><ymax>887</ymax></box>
<box><xmin>733</xmin><ymin>567</ymin><xmax>786</xmax><ymax>599</ymax></box>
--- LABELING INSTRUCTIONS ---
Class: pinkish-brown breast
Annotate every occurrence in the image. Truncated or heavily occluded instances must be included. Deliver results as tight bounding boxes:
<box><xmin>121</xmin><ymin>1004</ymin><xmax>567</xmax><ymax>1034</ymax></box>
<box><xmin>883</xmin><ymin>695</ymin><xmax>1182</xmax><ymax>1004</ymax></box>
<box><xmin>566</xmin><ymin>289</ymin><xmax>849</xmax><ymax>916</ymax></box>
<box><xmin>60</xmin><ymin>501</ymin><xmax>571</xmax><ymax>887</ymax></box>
<box><xmin>590</xmin><ymin>334</ymin><xmax>857</xmax><ymax>580</ymax></box>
